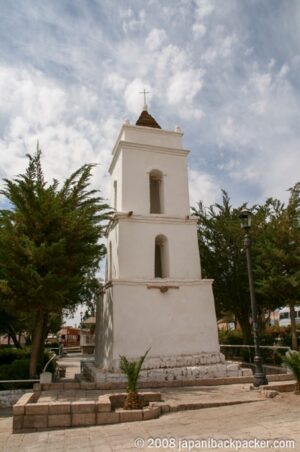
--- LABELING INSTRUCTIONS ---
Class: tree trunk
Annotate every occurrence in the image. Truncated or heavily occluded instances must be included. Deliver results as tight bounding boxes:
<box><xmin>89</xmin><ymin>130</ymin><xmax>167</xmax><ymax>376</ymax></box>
<box><xmin>289</xmin><ymin>302</ymin><xmax>298</xmax><ymax>350</ymax></box>
<box><xmin>6</xmin><ymin>325</ymin><xmax>21</xmax><ymax>348</ymax></box>
<box><xmin>124</xmin><ymin>391</ymin><xmax>142</xmax><ymax>410</ymax></box>
<box><xmin>236</xmin><ymin>314</ymin><xmax>252</xmax><ymax>345</ymax></box>
<box><xmin>29</xmin><ymin>311</ymin><xmax>45</xmax><ymax>378</ymax></box>
<box><xmin>38</xmin><ymin>314</ymin><xmax>49</xmax><ymax>365</ymax></box>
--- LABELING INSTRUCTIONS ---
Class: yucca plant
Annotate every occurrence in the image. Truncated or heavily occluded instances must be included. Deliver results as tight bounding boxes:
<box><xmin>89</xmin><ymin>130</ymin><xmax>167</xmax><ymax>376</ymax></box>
<box><xmin>119</xmin><ymin>348</ymin><xmax>150</xmax><ymax>410</ymax></box>
<box><xmin>283</xmin><ymin>351</ymin><xmax>300</xmax><ymax>394</ymax></box>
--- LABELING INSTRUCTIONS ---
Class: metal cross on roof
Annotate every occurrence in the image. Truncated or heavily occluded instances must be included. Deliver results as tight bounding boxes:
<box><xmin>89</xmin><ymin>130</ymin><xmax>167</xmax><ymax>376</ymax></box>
<box><xmin>139</xmin><ymin>88</ymin><xmax>150</xmax><ymax>110</ymax></box>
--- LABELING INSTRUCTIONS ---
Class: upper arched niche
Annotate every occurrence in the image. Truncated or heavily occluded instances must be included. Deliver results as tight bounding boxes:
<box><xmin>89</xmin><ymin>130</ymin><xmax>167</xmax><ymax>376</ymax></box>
<box><xmin>149</xmin><ymin>169</ymin><xmax>164</xmax><ymax>214</ymax></box>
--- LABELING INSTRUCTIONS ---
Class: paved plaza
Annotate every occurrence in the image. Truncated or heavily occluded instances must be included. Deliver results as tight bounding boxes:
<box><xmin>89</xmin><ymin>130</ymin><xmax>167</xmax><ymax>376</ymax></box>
<box><xmin>0</xmin><ymin>385</ymin><xmax>299</xmax><ymax>452</ymax></box>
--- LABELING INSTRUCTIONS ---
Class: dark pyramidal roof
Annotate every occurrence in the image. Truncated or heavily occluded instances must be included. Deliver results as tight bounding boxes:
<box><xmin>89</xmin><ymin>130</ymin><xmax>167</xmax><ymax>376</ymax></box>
<box><xmin>136</xmin><ymin>109</ymin><xmax>161</xmax><ymax>129</ymax></box>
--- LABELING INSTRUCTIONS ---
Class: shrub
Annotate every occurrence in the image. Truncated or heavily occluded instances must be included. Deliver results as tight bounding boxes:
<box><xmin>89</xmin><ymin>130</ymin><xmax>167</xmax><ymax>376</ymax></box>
<box><xmin>0</xmin><ymin>349</ymin><xmax>56</xmax><ymax>389</ymax></box>
<box><xmin>282</xmin><ymin>351</ymin><xmax>300</xmax><ymax>392</ymax></box>
<box><xmin>0</xmin><ymin>347</ymin><xmax>30</xmax><ymax>365</ymax></box>
<box><xmin>219</xmin><ymin>329</ymin><xmax>245</xmax><ymax>345</ymax></box>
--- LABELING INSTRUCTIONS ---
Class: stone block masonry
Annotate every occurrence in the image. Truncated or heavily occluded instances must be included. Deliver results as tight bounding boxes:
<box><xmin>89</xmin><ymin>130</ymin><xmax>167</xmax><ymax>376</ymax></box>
<box><xmin>12</xmin><ymin>391</ymin><xmax>162</xmax><ymax>433</ymax></box>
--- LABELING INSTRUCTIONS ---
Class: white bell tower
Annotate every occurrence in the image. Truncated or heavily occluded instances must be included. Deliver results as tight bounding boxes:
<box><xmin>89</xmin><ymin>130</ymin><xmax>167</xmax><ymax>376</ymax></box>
<box><xmin>95</xmin><ymin>107</ymin><xmax>230</xmax><ymax>379</ymax></box>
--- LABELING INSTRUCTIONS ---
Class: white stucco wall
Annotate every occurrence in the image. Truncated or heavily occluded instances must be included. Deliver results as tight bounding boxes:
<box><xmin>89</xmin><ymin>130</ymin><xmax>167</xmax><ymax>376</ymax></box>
<box><xmin>110</xmin><ymin>150</ymin><xmax>122</xmax><ymax>212</ymax></box>
<box><xmin>109</xmin><ymin>217</ymin><xmax>201</xmax><ymax>280</ymax></box>
<box><xmin>114</xmin><ymin>124</ymin><xmax>184</xmax><ymax>151</ymax></box>
<box><xmin>110</xmin><ymin>280</ymin><xmax>220</xmax><ymax>364</ymax></box>
<box><xmin>121</xmin><ymin>146</ymin><xmax>190</xmax><ymax>216</ymax></box>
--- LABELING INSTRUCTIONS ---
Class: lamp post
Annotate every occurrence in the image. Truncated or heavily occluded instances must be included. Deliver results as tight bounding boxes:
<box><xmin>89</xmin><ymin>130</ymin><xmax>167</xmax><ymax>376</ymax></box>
<box><xmin>239</xmin><ymin>210</ymin><xmax>268</xmax><ymax>387</ymax></box>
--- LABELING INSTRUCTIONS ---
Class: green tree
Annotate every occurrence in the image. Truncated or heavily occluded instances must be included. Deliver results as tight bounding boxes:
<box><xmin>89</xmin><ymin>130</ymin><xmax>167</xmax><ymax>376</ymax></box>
<box><xmin>0</xmin><ymin>149</ymin><xmax>111</xmax><ymax>377</ymax></box>
<box><xmin>0</xmin><ymin>309</ymin><xmax>23</xmax><ymax>348</ymax></box>
<box><xmin>192</xmin><ymin>191</ymin><xmax>253</xmax><ymax>343</ymax></box>
<box><xmin>256</xmin><ymin>183</ymin><xmax>300</xmax><ymax>349</ymax></box>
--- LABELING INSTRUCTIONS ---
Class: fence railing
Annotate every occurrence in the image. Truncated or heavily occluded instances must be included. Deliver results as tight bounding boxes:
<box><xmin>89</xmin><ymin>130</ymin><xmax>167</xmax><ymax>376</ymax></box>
<box><xmin>220</xmin><ymin>344</ymin><xmax>291</xmax><ymax>366</ymax></box>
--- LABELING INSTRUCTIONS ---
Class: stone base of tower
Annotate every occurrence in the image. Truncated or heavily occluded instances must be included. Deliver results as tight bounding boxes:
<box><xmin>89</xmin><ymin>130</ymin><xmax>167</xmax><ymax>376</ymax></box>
<box><xmin>82</xmin><ymin>354</ymin><xmax>245</xmax><ymax>384</ymax></box>
<box><xmin>95</xmin><ymin>278</ymin><xmax>226</xmax><ymax>371</ymax></box>
<box><xmin>90</xmin><ymin>278</ymin><xmax>247</xmax><ymax>383</ymax></box>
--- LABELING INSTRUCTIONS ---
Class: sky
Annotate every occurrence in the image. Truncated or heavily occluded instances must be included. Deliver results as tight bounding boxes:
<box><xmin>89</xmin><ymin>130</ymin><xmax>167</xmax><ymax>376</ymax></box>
<box><xmin>0</xmin><ymin>0</ymin><xmax>299</xmax><ymax>325</ymax></box>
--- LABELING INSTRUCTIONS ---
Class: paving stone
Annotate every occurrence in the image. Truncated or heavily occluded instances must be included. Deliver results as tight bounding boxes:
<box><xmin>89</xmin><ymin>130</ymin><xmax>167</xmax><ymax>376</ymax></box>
<box><xmin>63</xmin><ymin>383</ymin><xmax>81</xmax><ymax>390</ymax></box>
<box><xmin>23</xmin><ymin>415</ymin><xmax>48</xmax><ymax>429</ymax></box>
<box><xmin>96</xmin><ymin>412</ymin><xmax>120</xmax><ymax>424</ymax></box>
<box><xmin>262</xmin><ymin>389</ymin><xmax>280</xmax><ymax>398</ymax></box>
<box><xmin>33</xmin><ymin>383</ymin><xmax>42</xmax><ymax>392</ymax></box>
<box><xmin>48</xmin><ymin>402</ymin><xmax>71</xmax><ymax>414</ymax></box>
<box><xmin>117</xmin><ymin>409</ymin><xmax>143</xmax><ymax>422</ymax></box>
<box><xmin>14</xmin><ymin>392</ymin><xmax>35</xmax><ymax>406</ymax></box>
<box><xmin>140</xmin><ymin>392</ymin><xmax>161</xmax><ymax>402</ymax></box>
<box><xmin>96</xmin><ymin>396</ymin><xmax>112</xmax><ymax>412</ymax></box>
<box><xmin>48</xmin><ymin>383</ymin><xmax>63</xmax><ymax>390</ymax></box>
<box><xmin>25</xmin><ymin>403</ymin><xmax>48</xmax><ymax>415</ymax></box>
<box><xmin>142</xmin><ymin>407</ymin><xmax>161</xmax><ymax>420</ymax></box>
<box><xmin>12</xmin><ymin>415</ymin><xmax>24</xmax><ymax>431</ymax></box>
<box><xmin>72</xmin><ymin>413</ymin><xmax>96</xmax><ymax>426</ymax></box>
<box><xmin>48</xmin><ymin>414</ymin><xmax>71</xmax><ymax>428</ymax></box>
<box><xmin>12</xmin><ymin>405</ymin><xmax>25</xmax><ymax>415</ymax></box>
<box><xmin>80</xmin><ymin>382</ymin><xmax>96</xmax><ymax>390</ymax></box>
<box><xmin>71</xmin><ymin>401</ymin><xmax>96</xmax><ymax>413</ymax></box>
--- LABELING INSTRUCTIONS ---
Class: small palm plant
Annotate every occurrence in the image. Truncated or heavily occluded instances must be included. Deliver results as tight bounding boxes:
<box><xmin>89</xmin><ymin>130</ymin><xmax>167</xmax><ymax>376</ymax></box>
<box><xmin>283</xmin><ymin>351</ymin><xmax>300</xmax><ymax>394</ymax></box>
<box><xmin>119</xmin><ymin>348</ymin><xmax>150</xmax><ymax>410</ymax></box>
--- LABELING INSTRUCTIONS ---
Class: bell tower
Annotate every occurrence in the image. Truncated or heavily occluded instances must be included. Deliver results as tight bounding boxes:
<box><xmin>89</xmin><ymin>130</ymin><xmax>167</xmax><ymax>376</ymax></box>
<box><xmin>94</xmin><ymin>106</ymin><xmax>232</xmax><ymax>380</ymax></box>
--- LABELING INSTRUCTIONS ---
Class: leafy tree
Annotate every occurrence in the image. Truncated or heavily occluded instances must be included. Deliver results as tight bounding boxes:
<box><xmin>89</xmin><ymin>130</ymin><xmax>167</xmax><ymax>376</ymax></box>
<box><xmin>0</xmin><ymin>149</ymin><xmax>111</xmax><ymax>376</ymax></box>
<box><xmin>192</xmin><ymin>191</ymin><xmax>253</xmax><ymax>343</ymax></box>
<box><xmin>282</xmin><ymin>351</ymin><xmax>300</xmax><ymax>392</ymax></box>
<box><xmin>0</xmin><ymin>309</ymin><xmax>23</xmax><ymax>348</ymax></box>
<box><xmin>255</xmin><ymin>183</ymin><xmax>300</xmax><ymax>349</ymax></box>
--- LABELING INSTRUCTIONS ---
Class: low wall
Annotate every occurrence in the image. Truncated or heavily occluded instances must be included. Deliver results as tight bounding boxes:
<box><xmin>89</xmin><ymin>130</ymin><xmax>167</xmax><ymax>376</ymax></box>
<box><xmin>13</xmin><ymin>391</ymin><xmax>162</xmax><ymax>432</ymax></box>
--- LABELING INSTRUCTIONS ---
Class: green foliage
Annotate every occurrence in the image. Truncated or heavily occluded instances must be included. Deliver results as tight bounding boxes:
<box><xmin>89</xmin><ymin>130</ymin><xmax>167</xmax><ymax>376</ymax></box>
<box><xmin>119</xmin><ymin>349</ymin><xmax>150</xmax><ymax>393</ymax></box>
<box><xmin>0</xmin><ymin>347</ymin><xmax>30</xmax><ymax>365</ymax></box>
<box><xmin>192</xmin><ymin>191</ymin><xmax>254</xmax><ymax>342</ymax></box>
<box><xmin>0</xmin><ymin>359</ymin><xmax>30</xmax><ymax>380</ymax></box>
<box><xmin>219</xmin><ymin>329</ymin><xmax>244</xmax><ymax>345</ymax></box>
<box><xmin>0</xmin><ymin>349</ymin><xmax>55</xmax><ymax>389</ymax></box>
<box><xmin>255</xmin><ymin>187</ymin><xmax>300</xmax><ymax>308</ymax></box>
<box><xmin>0</xmin><ymin>149</ymin><xmax>111</xmax><ymax>314</ymax></box>
<box><xmin>193</xmin><ymin>183</ymin><xmax>300</xmax><ymax>345</ymax></box>
<box><xmin>0</xmin><ymin>148</ymin><xmax>111</xmax><ymax>376</ymax></box>
<box><xmin>255</xmin><ymin>184</ymin><xmax>300</xmax><ymax>349</ymax></box>
<box><xmin>282</xmin><ymin>351</ymin><xmax>300</xmax><ymax>381</ymax></box>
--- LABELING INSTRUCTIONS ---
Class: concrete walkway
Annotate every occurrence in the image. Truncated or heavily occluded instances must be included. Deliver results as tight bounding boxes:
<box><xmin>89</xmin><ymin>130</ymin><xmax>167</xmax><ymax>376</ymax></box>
<box><xmin>56</xmin><ymin>353</ymin><xmax>82</xmax><ymax>380</ymax></box>
<box><xmin>1</xmin><ymin>384</ymin><xmax>299</xmax><ymax>451</ymax></box>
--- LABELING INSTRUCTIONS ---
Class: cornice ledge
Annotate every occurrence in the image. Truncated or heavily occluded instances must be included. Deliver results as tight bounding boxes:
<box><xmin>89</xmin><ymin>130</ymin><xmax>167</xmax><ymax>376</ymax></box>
<box><xmin>108</xmin><ymin>278</ymin><xmax>214</xmax><ymax>286</ymax></box>
<box><xmin>113</xmin><ymin>213</ymin><xmax>198</xmax><ymax>225</ymax></box>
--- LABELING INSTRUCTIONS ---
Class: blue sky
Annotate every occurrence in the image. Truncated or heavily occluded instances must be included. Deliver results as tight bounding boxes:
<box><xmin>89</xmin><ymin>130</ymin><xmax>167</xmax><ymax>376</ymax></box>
<box><xmin>1</xmin><ymin>0</ymin><xmax>299</xmax><ymax>210</ymax></box>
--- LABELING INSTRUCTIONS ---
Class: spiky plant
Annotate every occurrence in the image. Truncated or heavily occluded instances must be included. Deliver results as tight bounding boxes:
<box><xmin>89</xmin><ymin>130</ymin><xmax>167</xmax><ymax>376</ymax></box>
<box><xmin>119</xmin><ymin>349</ymin><xmax>150</xmax><ymax>410</ymax></box>
<box><xmin>283</xmin><ymin>351</ymin><xmax>300</xmax><ymax>393</ymax></box>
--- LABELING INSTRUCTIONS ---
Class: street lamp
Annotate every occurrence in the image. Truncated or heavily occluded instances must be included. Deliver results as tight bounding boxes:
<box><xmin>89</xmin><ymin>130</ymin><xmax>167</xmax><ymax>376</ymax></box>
<box><xmin>239</xmin><ymin>210</ymin><xmax>268</xmax><ymax>387</ymax></box>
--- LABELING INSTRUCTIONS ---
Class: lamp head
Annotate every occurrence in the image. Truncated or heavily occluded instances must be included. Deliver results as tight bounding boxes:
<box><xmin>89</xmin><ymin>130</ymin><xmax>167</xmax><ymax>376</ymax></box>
<box><xmin>239</xmin><ymin>210</ymin><xmax>252</xmax><ymax>230</ymax></box>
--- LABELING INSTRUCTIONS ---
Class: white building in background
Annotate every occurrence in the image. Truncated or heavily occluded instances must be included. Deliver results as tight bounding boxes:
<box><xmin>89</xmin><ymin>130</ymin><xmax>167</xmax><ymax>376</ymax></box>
<box><xmin>278</xmin><ymin>306</ymin><xmax>300</xmax><ymax>327</ymax></box>
<box><xmin>91</xmin><ymin>105</ymin><xmax>239</xmax><ymax>381</ymax></box>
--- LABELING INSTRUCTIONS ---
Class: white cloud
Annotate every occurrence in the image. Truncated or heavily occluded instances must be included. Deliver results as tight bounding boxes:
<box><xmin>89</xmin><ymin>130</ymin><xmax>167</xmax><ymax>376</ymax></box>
<box><xmin>167</xmin><ymin>69</ymin><xmax>204</xmax><ymax>105</ymax></box>
<box><xmin>192</xmin><ymin>23</ymin><xmax>207</xmax><ymax>39</ymax></box>
<box><xmin>104</xmin><ymin>73</ymin><xmax>126</xmax><ymax>93</ymax></box>
<box><xmin>122</xmin><ymin>9</ymin><xmax>146</xmax><ymax>33</ymax></box>
<box><xmin>146</xmin><ymin>28</ymin><xmax>167</xmax><ymax>51</ymax></box>
<box><xmin>188</xmin><ymin>168</ymin><xmax>218</xmax><ymax>207</ymax></box>
<box><xmin>194</xmin><ymin>0</ymin><xmax>215</xmax><ymax>19</ymax></box>
<box><xmin>0</xmin><ymin>65</ymin><xmax>115</xmax><ymax>204</ymax></box>
<box><xmin>124</xmin><ymin>78</ymin><xmax>152</xmax><ymax>114</ymax></box>
<box><xmin>249</xmin><ymin>72</ymin><xmax>272</xmax><ymax>95</ymax></box>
